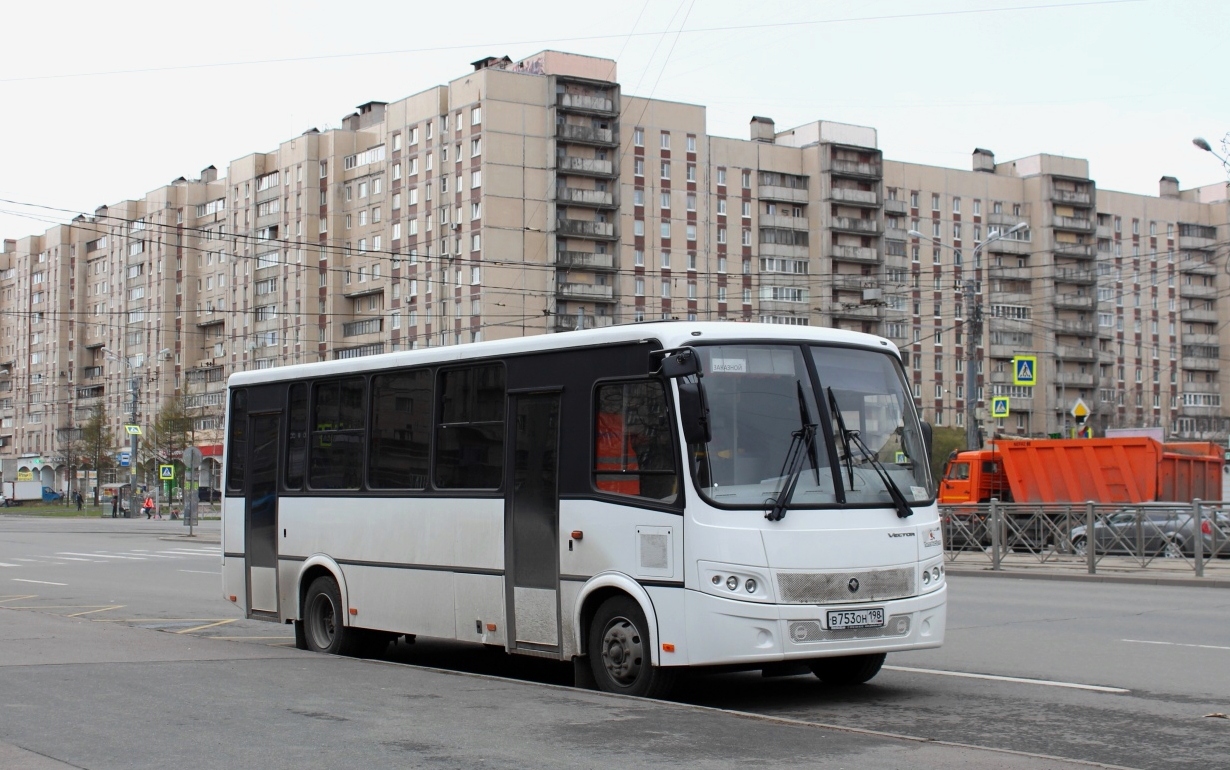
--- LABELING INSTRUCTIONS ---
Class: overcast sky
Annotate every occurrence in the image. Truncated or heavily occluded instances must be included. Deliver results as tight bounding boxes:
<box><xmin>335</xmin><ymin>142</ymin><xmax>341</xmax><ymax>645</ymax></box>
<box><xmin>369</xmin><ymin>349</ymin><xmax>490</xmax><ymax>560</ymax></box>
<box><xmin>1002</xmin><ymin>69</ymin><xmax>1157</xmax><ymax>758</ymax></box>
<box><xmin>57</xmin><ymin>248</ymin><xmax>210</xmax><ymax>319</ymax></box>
<box><xmin>2</xmin><ymin>0</ymin><xmax>1226</xmax><ymax>242</ymax></box>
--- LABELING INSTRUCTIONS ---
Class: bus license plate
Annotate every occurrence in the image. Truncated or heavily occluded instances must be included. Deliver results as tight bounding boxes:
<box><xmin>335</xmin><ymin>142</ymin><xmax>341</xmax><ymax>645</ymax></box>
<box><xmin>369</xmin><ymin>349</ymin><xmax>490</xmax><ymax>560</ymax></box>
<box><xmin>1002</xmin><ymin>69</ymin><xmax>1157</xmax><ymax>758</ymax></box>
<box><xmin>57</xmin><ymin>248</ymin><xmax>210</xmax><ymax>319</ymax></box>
<box><xmin>827</xmin><ymin>607</ymin><xmax>885</xmax><ymax>630</ymax></box>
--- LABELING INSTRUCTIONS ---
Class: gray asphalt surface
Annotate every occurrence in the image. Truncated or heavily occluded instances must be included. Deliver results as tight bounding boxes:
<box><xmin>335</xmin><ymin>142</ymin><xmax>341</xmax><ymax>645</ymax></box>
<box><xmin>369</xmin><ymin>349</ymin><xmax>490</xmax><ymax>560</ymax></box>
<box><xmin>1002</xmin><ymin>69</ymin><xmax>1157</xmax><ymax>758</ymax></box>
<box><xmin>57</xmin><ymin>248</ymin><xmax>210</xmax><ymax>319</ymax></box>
<box><xmin>2</xmin><ymin>515</ymin><xmax>1228</xmax><ymax>769</ymax></box>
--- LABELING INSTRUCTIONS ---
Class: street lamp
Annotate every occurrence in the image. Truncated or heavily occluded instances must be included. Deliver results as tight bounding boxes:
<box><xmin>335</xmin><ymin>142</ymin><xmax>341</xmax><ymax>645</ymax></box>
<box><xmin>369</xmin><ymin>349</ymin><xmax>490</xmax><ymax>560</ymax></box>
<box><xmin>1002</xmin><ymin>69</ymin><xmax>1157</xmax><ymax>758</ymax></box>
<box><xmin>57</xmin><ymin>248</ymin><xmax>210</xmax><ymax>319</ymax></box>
<box><xmin>1192</xmin><ymin>137</ymin><xmax>1230</xmax><ymax>169</ymax></box>
<box><xmin>909</xmin><ymin>222</ymin><xmax>1028</xmax><ymax>450</ymax></box>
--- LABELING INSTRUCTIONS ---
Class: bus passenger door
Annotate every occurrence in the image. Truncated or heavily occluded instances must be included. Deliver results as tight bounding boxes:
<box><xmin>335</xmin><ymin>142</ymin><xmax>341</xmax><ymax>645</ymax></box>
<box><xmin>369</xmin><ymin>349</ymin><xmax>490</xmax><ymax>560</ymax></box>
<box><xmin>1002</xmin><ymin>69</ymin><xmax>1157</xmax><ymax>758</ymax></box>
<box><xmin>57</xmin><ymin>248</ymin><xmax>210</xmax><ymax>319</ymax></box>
<box><xmin>505</xmin><ymin>392</ymin><xmax>562</xmax><ymax>653</ymax></box>
<box><xmin>245</xmin><ymin>413</ymin><xmax>281</xmax><ymax>617</ymax></box>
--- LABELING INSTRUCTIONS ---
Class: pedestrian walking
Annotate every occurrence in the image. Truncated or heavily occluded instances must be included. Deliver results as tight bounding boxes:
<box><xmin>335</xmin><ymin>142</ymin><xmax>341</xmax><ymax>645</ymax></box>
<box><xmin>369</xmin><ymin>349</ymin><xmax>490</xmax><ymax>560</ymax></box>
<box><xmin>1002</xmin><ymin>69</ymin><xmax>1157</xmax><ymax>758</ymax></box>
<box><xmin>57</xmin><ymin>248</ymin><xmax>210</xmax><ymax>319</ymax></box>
<box><xmin>142</xmin><ymin>495</ymin><xmax>154</xmax><ymax>519</ymax></box>
<box><xmin>75</xmin><ymin>491</ymin><xmax>83</xmax><ymax>511</ymax></box>
<box><xmin>111</xmin><ymin>494</ymin><xmax>118</xmax><ymax>518</ymax></box>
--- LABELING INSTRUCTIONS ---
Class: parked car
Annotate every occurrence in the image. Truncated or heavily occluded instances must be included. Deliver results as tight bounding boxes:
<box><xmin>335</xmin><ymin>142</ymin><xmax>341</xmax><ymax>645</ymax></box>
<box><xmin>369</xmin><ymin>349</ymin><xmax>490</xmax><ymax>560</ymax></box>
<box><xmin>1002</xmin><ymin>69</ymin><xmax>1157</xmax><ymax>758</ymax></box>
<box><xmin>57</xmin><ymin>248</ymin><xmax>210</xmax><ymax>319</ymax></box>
<box><xmin>197</xmin><ymin>487</ymin><xmax>221</xmax><ymax>503</ymax></box>
<box><xmin>1070</xmin><ymin>508</ymin><xmax>1230</xmax><ymax>559</ymax></box>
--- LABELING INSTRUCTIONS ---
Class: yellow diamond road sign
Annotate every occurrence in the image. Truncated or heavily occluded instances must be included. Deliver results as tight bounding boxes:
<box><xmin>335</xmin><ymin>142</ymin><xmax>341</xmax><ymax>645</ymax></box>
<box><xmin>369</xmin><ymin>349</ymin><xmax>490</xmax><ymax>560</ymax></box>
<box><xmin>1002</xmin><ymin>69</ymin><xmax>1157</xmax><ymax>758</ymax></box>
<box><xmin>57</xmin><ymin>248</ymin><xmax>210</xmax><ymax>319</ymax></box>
<box><xmin>1071</xmin><ymin>398</ymin><xmax>1090</xmax><ymax>419</ymax></box>
<box><xmin>1012</xmin><ymin>355</ymin><xmax>1037</xmax><ymax>386</ymax></box>
<box><xmin>991</xmin><ymin>396</ymin><xmax>1010</xmax><ymax>418</ymax></box>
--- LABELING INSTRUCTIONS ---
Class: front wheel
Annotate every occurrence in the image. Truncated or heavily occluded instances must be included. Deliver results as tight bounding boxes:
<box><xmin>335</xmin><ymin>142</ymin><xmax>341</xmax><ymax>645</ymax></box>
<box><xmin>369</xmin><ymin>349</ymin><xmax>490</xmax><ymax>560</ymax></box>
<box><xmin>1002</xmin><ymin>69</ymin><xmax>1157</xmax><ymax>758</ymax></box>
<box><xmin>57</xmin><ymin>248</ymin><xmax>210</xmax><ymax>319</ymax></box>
<box><xmin>808</xmin><ymin>653</ymin><xmax>886</xmax><ymax>685</ymax></box>
<box><xmin>587</xmin><ymin>596</ymin><xmax>675</xmax><ymax>698</ymax></box>
<box><xmin>1072</xmin><ymin>536</ymin><xmax>1088</xmax><ymax>557</ymax></box>
<box><xmin>302</xmin><ymin>576</ymin><xmax>360</xmax><ymax>656</ymax></box>
<box><xmin>1163</xmin><ymin>538</ymin><xmax>1185</xmax><ymax>559</ymax></box>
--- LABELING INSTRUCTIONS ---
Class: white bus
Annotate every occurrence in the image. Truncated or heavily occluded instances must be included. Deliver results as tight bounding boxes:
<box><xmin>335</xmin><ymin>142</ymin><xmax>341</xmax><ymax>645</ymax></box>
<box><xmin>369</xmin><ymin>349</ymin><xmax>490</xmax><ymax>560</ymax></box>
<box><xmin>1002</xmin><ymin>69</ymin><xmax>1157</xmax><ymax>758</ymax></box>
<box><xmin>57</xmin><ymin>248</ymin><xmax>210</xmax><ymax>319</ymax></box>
<box><xmin>221</xmin><ymin>322</ymin><xmax>945</xmax><ymax>696</ymax></box>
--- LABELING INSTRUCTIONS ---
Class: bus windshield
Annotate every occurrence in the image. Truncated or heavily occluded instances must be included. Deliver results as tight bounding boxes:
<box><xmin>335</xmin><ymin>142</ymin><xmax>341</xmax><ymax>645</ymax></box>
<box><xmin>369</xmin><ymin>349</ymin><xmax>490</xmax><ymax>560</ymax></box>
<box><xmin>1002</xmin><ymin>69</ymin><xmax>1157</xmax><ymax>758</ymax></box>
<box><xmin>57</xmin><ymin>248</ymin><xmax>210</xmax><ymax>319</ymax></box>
<box><xmin>691</xmin><ymin>343</ymin><xmax>934</xmax><ymax>509</ymax></box>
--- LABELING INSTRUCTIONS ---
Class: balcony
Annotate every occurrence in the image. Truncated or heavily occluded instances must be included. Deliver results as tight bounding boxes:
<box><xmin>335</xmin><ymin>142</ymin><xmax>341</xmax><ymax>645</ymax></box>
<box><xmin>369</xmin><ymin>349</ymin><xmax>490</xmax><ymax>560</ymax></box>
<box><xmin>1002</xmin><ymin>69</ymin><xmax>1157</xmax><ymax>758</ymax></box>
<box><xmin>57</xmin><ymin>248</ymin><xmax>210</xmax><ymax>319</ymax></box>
<box><xmin>759</xmin><ymin>185</ymin><xmax>809</xmax><ymax>204</ymax></box>
<box><xmin>759</xmin><ymin>242</ymin><xmax>810</xmax><ymax>258</ymax></box>
<box><xmin>1183</xmin><ymin>332</ymin><xmax>1219</xmax><ymax>346</ymax></box>
<box><xmin>1178</xmin><ymin>253</ymin><xmax>1217</xmax><ymax>275</ymax></box>
<box><xmin>555</xmin><ymin>187</ymin><xmax>616</xmax><ymax>208</ymax></box>
<box><xmin>984</xmin><ymin>238</ymin><xmax>1030</xmax><ymax>255</ymax></box>
<box><xmin>829</xmin><ymin>159</ymin><xmax>882</xmax><ymax>179</ymax></box>
<box><xmin>1181</xmin><ymin>307</ymin><xmax>1219</xmax><ymax>324</ymax></box>
<box><xmin>83</xmin><ymin>366</ymin><xmax>103</xmax><ymax>379</ymax></box>
<box><xmin>1053</xmin><ymin>267</ymin><xmax>1096</xmax><ymax>284</ymax></box>
<box><xmin>1050</xmin><ymin>188</ymin><xmax>1092</xmax><ymax>206</ymax></box>
<box><xmin>556</xmin><ymin>283</ymin><xmax>615</xmax><ymax>302</ymax></box>
<box><xmin>829</xmin><ymin>187</ymin><xmax>879</xmax><ymax>207</ymax></box>
<box><xmin>554</xmin><ymin>314</ymin><xmax>615</xmax><ymax>331</ymax></box>
<box><xmin>1181</xmin><ymin>356</ymin><xmax>1220</xmax><ymax>371</ymax></box>
<box><xmin>342</xmin><ymin>318</ymin><xmax>383</xmax><ymax>337</ymax></box>
<box><xmin>555</xmin><ymin>219</ymin><xmax>616</xmax><ymax>239</ymax></box>
<box><xmin>1052</xmin><ymin>216</ymin><xmax>1095</xmax><ymax>233</ymax></box>
<box><xmin>1056</xmin><ymin>345</ymin><xmax>1097</xmax><ymax>361</ymax></box>
<box><xmin>1179</xmin><ymin>235</ymin><xmax>1217</xmax><ymax>250</ymax></box>
<box><xmin>991</xmin><ymin>266</ymin><xmax>1033</xmax><ymax>281</ymax></box>
<box><xmin>830</xmin><ymin>304</ymin><xmax>883</xmax><ymax>320</ymax></box>
<box><xmin>988</xmin><ymin>212</ymin><xmax>1027</xmax><ymax>227</ymax></box>
<box><xmin>558</xmin><ymin>155</ymin><xmax>615</xmax><ymax>177</ymax></box>
<box><xmin>556</xmin><ymin>93</ymin><xmax>616</xmax><ymax>115</ymax></box>
<box><xmin>556</xmin><ymin>123</ymin><xmax>617</xmax><ymax>146</ymax></box>
<box><xmin>831</xmin><ymin>217</ymin><xmax>880</xmax><ymax>235</ymax></box>
<box><xmin>1056</xmin><ymin>372</ymin><xmax>1096</xmax><ymax>387</ymax></box>
<box><xmin>1054</xmin><ymin>319</ymin><xmax>1096</xmax><ymax>335</ymax></box>
<box><xmin>883</xmin><ymin>198</ymin><xmax>909</xmax><ymax>216</ymax></box>
<box><xmin>761</xmin><ymin>214</ymin><xmax>809</xmax><ymax>230</ymax></box>
<box><xmin>555</xmin><ymin>251</ymin><xmax>616</xmax><ymax>271</ymax></box>
<box><xmin>1053</xmin><ymin>293</ymin><xmax>1095</xmax><ymax>310</ymax></box>
<box><xmin>830</xmin><ymin>245</ymin><xmax>881</xmax><ymax>264</ymax></box>
<box><xmin>1179</xmin><ymin>282</ymin><xmax>1218</xmax><ymax>300</ymax></box>
<box><xmin>1052</xmin><ymin>242</ymin><xmax>1095</xmax><ymax>259</ymax></box>
<box><xmin>833</xmin><ymin>275</ymin><xmax>880</xmax><ymax>291</ymax></box>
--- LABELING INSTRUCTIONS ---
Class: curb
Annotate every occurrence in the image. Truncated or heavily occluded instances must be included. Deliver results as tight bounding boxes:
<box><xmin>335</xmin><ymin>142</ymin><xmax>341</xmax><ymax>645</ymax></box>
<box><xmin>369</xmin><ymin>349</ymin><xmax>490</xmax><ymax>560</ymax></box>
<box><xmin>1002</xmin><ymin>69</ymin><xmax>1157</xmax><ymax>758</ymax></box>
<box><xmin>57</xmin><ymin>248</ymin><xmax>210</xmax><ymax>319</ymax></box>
<box><xmin>946</xmin><ymin>567</ymin><xmax>1230</xmax><ymax>589</ymax></box>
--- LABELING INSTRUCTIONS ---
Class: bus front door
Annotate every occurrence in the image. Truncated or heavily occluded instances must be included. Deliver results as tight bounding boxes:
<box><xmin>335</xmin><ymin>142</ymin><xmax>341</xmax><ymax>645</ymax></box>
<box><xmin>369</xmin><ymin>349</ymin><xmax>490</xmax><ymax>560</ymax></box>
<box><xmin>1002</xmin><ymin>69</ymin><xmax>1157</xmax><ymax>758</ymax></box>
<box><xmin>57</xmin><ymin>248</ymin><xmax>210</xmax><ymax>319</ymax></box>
<box><xmin>245</xmin><ymin>413</ymin><xmax>280</xmax><ymax>616</ymax></box>
<box><xmin>505</xmin><ymin>392</ymin><xmax>562</xmax><ymax>653</ymax></box>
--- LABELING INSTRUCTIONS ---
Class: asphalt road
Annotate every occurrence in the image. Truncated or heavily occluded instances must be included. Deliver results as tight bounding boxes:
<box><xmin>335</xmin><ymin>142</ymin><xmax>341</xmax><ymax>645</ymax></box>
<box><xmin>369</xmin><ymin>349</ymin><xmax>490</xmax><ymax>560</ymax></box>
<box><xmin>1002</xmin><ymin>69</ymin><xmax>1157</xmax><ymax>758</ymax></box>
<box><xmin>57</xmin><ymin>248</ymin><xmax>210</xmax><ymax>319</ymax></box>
<box><xmin>2</xmin><ymin>515</ymin><xmax>1228</xmax><ymax>769</ymax></box>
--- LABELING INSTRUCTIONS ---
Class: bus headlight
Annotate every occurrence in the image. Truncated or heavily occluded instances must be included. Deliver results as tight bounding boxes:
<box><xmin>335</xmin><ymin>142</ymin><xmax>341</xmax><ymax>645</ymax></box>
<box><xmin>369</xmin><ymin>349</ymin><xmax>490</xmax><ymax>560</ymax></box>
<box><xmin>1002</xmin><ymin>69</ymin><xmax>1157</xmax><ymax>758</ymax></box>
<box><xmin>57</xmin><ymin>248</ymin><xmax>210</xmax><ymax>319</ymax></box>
<box><xmin>726</xmin><ymin>576</ymin><xmax>739</xmax><ymax>591</ymax></box>
<box><xmin>699</xmin><ymin>562</ymin><xmax>773</xmax><ymax>603</ymax></box>
<box><xmin>920</xmin><ymin>558</ymin><xmax>945</xmax><ymax>594</ymax></box>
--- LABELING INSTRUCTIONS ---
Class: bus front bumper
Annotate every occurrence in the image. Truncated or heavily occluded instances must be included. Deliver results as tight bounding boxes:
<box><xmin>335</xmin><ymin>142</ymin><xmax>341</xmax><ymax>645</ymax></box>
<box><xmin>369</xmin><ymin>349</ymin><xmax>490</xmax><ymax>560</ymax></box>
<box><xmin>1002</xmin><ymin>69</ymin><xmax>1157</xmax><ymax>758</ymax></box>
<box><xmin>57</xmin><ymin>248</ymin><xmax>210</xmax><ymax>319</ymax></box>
<box><xmin>669</xmin><ymin>584</ymin><xmax>946</xmax><ymax>667</ymax></box>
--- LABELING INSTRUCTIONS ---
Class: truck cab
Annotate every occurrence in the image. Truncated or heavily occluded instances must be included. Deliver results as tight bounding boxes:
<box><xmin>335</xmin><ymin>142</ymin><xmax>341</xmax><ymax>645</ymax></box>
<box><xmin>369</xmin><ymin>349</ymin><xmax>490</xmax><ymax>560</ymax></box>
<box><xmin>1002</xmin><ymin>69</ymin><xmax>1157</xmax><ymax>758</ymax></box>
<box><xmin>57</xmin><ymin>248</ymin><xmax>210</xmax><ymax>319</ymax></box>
<box><xmin>939</xmin><ymin>451</ymin><xmax>1011</xmax><ymax>504</ymax></box>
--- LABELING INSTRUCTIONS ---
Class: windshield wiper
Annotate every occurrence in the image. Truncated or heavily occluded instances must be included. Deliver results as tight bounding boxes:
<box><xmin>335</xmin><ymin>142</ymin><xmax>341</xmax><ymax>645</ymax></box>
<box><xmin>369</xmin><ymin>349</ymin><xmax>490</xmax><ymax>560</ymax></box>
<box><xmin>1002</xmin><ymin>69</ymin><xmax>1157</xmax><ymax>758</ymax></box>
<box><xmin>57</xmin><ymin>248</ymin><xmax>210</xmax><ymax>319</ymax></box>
<box><xmin>827</xmin><ymin>387</ymin><xmax>914</xmax><ymax>519</ymax></box>
<box><xmin>766</xmin><ymin>382</ymin><xmax>818</xmax><ymax>522</ymax></box>
<box><xmin>827</xmin><ymin>387</ymin><xmax>855</xmax><ymax>489</ymax></box>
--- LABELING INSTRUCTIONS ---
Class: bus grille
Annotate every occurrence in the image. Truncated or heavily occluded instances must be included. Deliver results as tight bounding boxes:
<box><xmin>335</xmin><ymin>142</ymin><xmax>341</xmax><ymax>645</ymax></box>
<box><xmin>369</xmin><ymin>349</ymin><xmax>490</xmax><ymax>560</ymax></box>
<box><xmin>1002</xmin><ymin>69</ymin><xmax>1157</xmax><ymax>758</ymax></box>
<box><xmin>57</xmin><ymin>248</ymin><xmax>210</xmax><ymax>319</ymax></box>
<box><xmin>788</xmin><ymin>615</ymin><xmax>912</xmax><ymax>643</ymax></box>
<box><xmin>776</xmin><ymin>567</ymin><xmax>916</xmax><ymax>604</ymax></box>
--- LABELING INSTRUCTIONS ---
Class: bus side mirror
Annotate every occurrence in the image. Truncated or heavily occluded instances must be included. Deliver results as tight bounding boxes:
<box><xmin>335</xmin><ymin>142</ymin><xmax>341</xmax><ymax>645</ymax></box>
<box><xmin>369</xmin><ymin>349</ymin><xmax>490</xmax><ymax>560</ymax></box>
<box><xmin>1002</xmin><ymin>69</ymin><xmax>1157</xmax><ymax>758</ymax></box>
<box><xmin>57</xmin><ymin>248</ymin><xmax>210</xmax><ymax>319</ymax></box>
<box><xmin>677</xmin><ymin>381</ymin><xmax>711</xmax><ymax>445</ymax></box>
<box><xmin>656</xmin><ymin>347</ymin><xmax>702</xmax><ymax>378</ymax></box>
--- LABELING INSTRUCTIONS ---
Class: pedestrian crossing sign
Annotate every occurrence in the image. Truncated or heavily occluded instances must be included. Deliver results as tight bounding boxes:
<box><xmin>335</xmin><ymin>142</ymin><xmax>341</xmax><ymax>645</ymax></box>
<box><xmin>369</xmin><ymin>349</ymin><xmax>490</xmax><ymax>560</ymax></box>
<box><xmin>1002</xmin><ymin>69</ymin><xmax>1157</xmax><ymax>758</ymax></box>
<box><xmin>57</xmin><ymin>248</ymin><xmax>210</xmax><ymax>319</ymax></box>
<box><xmin>1012</xmin><ymin>355</ymin><xmax>1037</xmax><ymax>386</ymax></box>
<box><xmin>991</xmin><ymin>396</ymin><xmax>1010</xmax><ymax>418</ymax></box>
<box><xmin>159</xmin><ymin>464</ymin><xmax>174</xmax><ymax>480</ymax></box>
<box><xmin>124</xmin><ymin>424</ymin><xmax>142</xmax><ymax>436</ymax></box>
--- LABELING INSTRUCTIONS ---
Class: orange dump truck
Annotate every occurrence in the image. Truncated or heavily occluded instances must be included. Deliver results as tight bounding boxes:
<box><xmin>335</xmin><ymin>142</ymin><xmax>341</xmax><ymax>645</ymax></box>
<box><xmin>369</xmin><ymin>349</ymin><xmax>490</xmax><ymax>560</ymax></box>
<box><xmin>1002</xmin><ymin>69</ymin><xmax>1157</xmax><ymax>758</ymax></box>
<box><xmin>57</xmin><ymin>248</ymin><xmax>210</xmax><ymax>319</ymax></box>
<box><xmin>939</xmin><ymin>437</ymin><xmax>1223</xmax><ymax>504</ymax></box>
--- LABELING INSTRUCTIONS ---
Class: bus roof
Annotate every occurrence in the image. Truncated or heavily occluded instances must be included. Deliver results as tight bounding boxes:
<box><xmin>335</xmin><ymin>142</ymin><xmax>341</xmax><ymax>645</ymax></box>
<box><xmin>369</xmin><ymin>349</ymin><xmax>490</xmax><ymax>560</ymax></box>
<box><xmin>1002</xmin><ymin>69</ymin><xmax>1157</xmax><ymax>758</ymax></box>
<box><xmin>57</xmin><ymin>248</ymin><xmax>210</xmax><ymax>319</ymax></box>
<box><xmin>227</xmin><ymin>321</ymin><xmax>899</xmax><ymax>388</ymax></box>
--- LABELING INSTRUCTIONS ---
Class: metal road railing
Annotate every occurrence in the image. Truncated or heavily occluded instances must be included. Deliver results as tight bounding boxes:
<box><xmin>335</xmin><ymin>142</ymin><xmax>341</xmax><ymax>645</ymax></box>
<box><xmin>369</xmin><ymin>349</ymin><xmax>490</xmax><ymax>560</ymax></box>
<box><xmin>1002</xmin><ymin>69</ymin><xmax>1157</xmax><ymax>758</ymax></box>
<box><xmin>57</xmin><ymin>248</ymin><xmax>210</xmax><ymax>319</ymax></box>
<box><xmin>941</xmin><ymin>500</ymin><xmax>1230</xmax><ymax>577</ymax></box>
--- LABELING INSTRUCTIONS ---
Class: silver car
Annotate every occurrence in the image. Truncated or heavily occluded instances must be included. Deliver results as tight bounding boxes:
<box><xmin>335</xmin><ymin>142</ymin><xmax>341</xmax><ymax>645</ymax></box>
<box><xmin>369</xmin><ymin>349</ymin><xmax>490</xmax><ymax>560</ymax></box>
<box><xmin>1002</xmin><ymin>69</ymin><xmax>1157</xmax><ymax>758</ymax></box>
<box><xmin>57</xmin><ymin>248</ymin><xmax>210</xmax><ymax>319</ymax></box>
<box><xmin>1071</xmin><ymin>508</ymin><xmax>1229</xmax><ymax>559</ymax></box>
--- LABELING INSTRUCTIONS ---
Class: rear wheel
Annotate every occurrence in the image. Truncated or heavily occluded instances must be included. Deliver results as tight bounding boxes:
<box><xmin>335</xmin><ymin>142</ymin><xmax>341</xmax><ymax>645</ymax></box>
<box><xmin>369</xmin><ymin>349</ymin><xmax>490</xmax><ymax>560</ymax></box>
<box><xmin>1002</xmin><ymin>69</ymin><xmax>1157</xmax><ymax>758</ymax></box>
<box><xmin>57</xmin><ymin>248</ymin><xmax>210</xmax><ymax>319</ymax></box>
<box><xmin>808</xmin><ymin>653</ymin><xmax>887</xmax><ymax>686</ymax></box>
<box><xmin>303</xmin><ymin>576</ymin><xmax>361</xmax><ymax>656</ymax></box>
<box><xmin>1163</xmin><ymin>537</ymin><xmax>1185</xmax><ymax>559</ymax></box>
<box><xmin>1072</xmin><ymin>536</ymin><xmax>1088</xmax><ymax>557</ymax></box>
<box><xmin>588</xmin><ymin>596</ymin><xmax>675</xmax><ymax>698</ymax></box>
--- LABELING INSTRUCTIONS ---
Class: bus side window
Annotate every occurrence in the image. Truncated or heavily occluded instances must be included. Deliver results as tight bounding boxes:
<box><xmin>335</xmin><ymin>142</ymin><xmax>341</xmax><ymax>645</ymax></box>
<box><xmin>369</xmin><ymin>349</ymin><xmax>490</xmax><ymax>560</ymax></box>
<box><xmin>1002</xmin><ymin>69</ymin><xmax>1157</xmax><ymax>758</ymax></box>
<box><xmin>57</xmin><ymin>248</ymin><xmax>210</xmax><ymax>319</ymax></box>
<box><xmin>309</xmin><ymin>377</ymin><xmax>366</xmax><ymax>490</ymax></box>
<box><xmin>593</xmin><ymin>381</ymin><xmax>678</xmax><ymax>503</ymax></box>
<box><xmin>285</xmin><ymin>383</ymin><xmax>307</xmax><ymax>490</ymax></box>
<box><xmin>434</xmin><ymin>364</ymin><xmax>505</xmax><ymax>489</ymax></box>
<box><xmin>226</xmin><ymin>388</ymin><xmax>248</xmax><ymax>493</ymax></box>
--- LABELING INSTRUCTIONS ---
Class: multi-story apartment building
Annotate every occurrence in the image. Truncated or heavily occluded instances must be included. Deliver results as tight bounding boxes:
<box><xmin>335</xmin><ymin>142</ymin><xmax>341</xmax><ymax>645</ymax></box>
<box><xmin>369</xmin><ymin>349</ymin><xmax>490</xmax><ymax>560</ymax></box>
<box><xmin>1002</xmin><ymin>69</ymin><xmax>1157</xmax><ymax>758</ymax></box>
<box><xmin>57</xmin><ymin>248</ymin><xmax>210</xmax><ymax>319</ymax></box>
<box><xmin>2</xmin><ymin>49</ymin><xmax>1227</xmax><ymax>493</ymax></box>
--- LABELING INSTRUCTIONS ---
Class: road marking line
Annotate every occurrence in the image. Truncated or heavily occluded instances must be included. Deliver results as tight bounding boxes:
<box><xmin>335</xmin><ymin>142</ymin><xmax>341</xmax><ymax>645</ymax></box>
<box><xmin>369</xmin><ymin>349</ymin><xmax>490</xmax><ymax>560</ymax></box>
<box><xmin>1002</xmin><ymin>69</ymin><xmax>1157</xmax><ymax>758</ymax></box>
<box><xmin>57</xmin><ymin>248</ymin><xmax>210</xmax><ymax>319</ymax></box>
<box><xmin>0</xmin><ymin>594</ymin><xmax>38</xmax><ymax>602</ymax></box>
<box><xmin>56</xmin><ymin>552</ymin><xmax>143</xmax><ymax>560</ymax></box>
<box><xmin>883</xmin><ymin>665</ymin><xmax>1130</xmax><ymax>694</ymax></box>
<box><xmin>212</xmin><ymin>636</ymin><xmax>295</xmax><ymax>641</ymax></box>
<box><xmin>118</xmin><ymin>553</ymin><xmax>177</xmax><ymax>559</ymax></box>
<box><xmin>67</xmin><ymin>605</ymin><xmax>124</xmax><ymax>617</ymax></box>
<box><xmin>178</xmin><ymin>570</ymin><xmax>221</xmax><ymax>575</ymax></box>
<box><xmin>1122</xmin><ymin>639</ymin><xmax>1230</xmax><ymax>652</ymax></box>
<box><xmin>55</xmin><ymin>557</ymin><xmax>92</xmax><ymax>562</ymax></box>
<box><xmin>11</xmin><ymin>579</ymin><xmax>67</xmax><ymax>586</ymax></box>
<box><xmin>0</xmin><ymin>563</ymin><xmax>17</xmax><ymax>568</ymax></box>
<box><xmin>175</xmin><ymin>619</ymin><xmax>236</xmax><ymax>634</ymax></box>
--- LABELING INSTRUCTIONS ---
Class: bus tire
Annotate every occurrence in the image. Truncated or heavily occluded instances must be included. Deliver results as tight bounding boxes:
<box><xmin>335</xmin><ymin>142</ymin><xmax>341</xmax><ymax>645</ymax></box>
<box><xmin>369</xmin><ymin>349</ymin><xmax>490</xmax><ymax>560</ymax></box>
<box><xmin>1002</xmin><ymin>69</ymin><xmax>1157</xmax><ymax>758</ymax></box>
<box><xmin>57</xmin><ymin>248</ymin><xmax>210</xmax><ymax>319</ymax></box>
<box><xmin>587</xmin><ymin>596</ymin><xmax>675</xmax><ymax>698</ymax></box>
<box><xmin>303</xmin><ymin>576</ymin><xmax>360</xmax><ymax>656</ymax></box>
<box><xmin>808</xmin><ymin>653</ymin><xmax>887</xmax><ymax>685</ymax></box>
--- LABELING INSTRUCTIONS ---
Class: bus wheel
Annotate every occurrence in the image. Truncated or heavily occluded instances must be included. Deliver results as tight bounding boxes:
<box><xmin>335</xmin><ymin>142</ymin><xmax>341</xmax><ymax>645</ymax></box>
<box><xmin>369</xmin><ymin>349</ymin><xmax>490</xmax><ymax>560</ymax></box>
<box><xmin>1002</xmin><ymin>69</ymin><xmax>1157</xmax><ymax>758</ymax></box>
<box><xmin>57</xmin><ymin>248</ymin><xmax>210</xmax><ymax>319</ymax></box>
<box><xmin>303</xmin><ymin>576</ymin><xmax>359</xmax><ymax>656</ymax></box>
<box><xmin>588</xmin><ymin>596</ymin><xmax>675</xmax><ymax>698</ymax></box>
<box><xmin>808</xmin><ymin>653</ymin><xmax>887</xmax><ymax>685</ymax></box>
